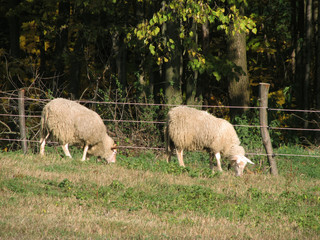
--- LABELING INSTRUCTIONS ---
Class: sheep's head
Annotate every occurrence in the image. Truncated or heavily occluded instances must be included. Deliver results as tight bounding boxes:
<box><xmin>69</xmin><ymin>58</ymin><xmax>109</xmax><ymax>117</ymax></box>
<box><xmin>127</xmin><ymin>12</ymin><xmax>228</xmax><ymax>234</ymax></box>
<box><xmin>88</xmin><ymin>140</ymin><xmax>117</xmax><ymax>163</ymax></box>
<box><xmin>107</xmin><ymin>144</ymin><xmax>117</xmax><ymax>163</ymax></box>
<box><xmin>101</xmin><ymin>143</ymin><xmax>117</xmax><ymax>163</ymax></box>
<box><xmin>230</xmin><ymin>155</ymin><xmax>254</xmax><ymax>176</ymax></box>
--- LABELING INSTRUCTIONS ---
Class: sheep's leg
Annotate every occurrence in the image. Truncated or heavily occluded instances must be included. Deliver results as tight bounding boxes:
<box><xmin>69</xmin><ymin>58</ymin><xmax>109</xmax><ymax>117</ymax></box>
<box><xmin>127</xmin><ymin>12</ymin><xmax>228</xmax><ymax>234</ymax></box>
<box><xmin>166</xmin><ymin>154</ymin><xmax>171</xmax><ymax>163</ymax></box>
<box><xmin>176</xmin><ymin>149</ymin><xmax>185</xmax><ymax>167</ymax></box>
<box><xmin>40</xmin><ymin>133</ymin><xmax>50</xmax><ymax>156</ymax></box>
<box><xmin>209</xmin><ymin>152</ymin><xmax>215</xmax><ymax>173</ymax></box>
<box><xmin>215</xmin><ymin>152</ymin><xmax>223</xmax><ymax>172</ymax></box>
<box><xmin>165</xmin><ymin>144</ymin><xmax>172</xmax><ymax>163</ymax></box>
<box><xmin>81</xmin><ymin>144</ymin><xmax>89</xmax><ymax>161</ymax></box>
<box><xmin>165</xmin><ymin>130</ymin><xmax>172</xmax><ymax>163</ymax></box>
<box><xmin>62</xmin><ymin>143</ymin><xmax>72</xmax><ymax>158</ymax></box>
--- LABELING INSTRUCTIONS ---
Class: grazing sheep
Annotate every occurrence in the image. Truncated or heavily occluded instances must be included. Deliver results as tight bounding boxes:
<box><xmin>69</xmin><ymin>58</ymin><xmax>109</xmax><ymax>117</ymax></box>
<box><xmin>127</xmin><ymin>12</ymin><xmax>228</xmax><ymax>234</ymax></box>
<box><xmin>40</xmin><ymin>98</ymin><xmax>117</xmax><ymax>163</ymax></box>
<box><xmin>165</xmin><ymin>106</ymin><xmax>254</xmax><ymax>176</ymax></box>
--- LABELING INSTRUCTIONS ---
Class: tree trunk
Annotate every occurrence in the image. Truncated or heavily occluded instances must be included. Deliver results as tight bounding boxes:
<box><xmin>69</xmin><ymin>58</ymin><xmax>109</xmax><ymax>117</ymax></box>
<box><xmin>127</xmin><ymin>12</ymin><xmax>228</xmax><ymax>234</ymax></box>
<box><xmin>186</xmin><ymin>19</ymin><xmax>198</xmax><ymax>105</ymax></box>
<box><xmin>54</xmin><ymin>0</ymin><xmax>70</xmax><ymax>81</ymax></box>
<box><xmin>227</xmin><ymin>7</ymin><xmax>250</xmax><ymax>118</ymax></box>
<box><xmin>164</xmin><ymin>51</ymin><xmax>182</xmax><ymax>105</ymax></box>
<box><xmin>113</xmin><ymin>31</ymin><xmax>127</xmax><ymax>91</ymax></box>
<box><xmin>290</xmin><ymin>0</ymin><xmax>297</xmax><ymax>77</ymax></box>
<box><xmin>303</xmin><ymin>0</ymin><xmax>312</xmax><ymax>128</ymax></box>
<box><xmin>317</xmin><ymin>0</ymin><xmax>320</xmax><ymax>109</ymax></box>
<box><xmin>134</xmin><ymin>2</ymin><xmax>150</xmax><ymax>102</ymax></box>
<box><xmin>70</xmin><ymin>32</ymin><xmax>83</xmax><ymax>99</ymax></box>
<box><xmin>316</xmin><ymin>0</ymin><xmax>320</xmax><ymax>142</ymax></box>
<box><xmin>7</xmin><ymin>0</ymin><xmax>20</xmax><ymax>58</ymax></box>
<box><xmin>196</xmin><ymin>20</ymin><xmax>210</xmax><ymax>104</ymax></box>
<box><xmin>7</xmin><ymin>0</ymin><xmax>21</xmax><ymax>90</ymax></box>
<box><xmin>137</xmin><ymin>54</ymin><xmax>154</xmax><ymax>102</ymax></box>
<box><xmin>295</xmin><ymin>0</ymin><xmax>305</xmax><ymax>109</ymax></box>
<box><xmin>38</xmin><ymin>28</ymin><xmax>46</xmax><ymax>75</ymax></box>
<box><xmin>163</xmin><ymin>12</ymin><xmax>182</xmax><ymax>105</ymax></box>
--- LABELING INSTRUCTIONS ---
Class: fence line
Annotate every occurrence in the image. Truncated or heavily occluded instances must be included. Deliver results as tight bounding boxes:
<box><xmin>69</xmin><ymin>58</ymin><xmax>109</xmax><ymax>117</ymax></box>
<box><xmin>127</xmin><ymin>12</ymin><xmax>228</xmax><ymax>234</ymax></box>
<box><xmin>269</xmin><ymin>126</ymin><xmax>320</xmax><ymax>132</ymax></box>
<box><xmin>1</xmin><ymin>138</ymin><xmax>319</xmax><ymax>158</ymax></box>
<box><xmin>2</xmin><ymin>96</ymin><xmax>320</xmax><ymax>114</ymax></box>
<box><xmin>269</xmin><ymin>108</ymin><xmax>320</xmax><ymax>113</ymax></box>
<box><xmin>2</xmin><ymin>110</ymin><xmax>320</xmax><ymax>132</ymax></box>
<box><xmin>0</xmin><ymin>96</ymin><xmax>262</xmax><ymax>109</ymax></box>
<box><xmin>0</xmin><ymin>113</ymin><xmax>41</xmax><ymax>118</ymax></box>
<box><xmin>2</xmin><ymin>96</ymin><xmax>320</xmax><ymax>113</ymax></box>
<box><xmin>1</xmin><ymin>95</ymin><xmax>320</xmax><ymax>159</ymax></box>
<box><xmin>104</xmin><ymin>119</ymin><xmax>166</xmax><ymax>124</ymax></box>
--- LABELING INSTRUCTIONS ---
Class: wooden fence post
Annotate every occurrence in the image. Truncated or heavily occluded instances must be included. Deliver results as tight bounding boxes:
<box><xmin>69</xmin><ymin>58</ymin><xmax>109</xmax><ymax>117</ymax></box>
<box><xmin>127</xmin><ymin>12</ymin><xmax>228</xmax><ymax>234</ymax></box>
<box><xmin>18</xmin><ymin>89</ymin><xmax>28</xmax><ymax>154</ymax></box>
<box><xmin>259</xmin><ymin>83</ymin><xmax>278</xmax><ymax>176</ymax></box>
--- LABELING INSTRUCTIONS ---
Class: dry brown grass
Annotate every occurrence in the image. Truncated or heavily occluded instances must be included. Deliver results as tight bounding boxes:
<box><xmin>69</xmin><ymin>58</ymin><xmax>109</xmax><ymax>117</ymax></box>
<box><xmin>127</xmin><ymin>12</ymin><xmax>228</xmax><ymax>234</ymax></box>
<box><xmin>0</xmin><ymin>152</ymin><xmax>319</xmax><ymax>239</ymax></box>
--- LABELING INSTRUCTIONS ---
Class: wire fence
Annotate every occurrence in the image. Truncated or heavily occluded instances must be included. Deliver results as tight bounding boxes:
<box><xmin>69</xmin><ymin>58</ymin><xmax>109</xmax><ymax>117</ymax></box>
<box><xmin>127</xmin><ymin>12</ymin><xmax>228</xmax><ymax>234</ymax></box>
<box><xmin>0</xmin><ymin>93</ymin><xmax>320</xmax><ymax>159</ymax></box>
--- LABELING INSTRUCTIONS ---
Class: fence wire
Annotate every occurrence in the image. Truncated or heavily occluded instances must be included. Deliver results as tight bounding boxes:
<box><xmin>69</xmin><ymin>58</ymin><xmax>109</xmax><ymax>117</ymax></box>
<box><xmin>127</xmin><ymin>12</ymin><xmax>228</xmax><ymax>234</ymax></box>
<box><xmin>1</xmin><ymin>95</ymin><xmax>320</xmax><ymax>158</ymax></box>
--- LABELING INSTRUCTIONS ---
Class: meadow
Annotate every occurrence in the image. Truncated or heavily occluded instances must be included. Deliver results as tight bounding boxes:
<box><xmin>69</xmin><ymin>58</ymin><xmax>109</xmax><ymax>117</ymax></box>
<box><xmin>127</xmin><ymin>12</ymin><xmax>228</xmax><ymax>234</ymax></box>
<box><xmin>0</xmin><ymin>146</ymin><xmax>319</xmax><ymax>239</ymax></box>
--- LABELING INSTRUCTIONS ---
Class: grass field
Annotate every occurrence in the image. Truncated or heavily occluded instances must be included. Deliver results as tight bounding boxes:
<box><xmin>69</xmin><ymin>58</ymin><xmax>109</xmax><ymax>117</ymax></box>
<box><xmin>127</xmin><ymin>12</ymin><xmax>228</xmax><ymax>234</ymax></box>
<box><xmin>0</xmin><ymin>147</ymin><xmax>319</xmax><ymax>239</ymax></box>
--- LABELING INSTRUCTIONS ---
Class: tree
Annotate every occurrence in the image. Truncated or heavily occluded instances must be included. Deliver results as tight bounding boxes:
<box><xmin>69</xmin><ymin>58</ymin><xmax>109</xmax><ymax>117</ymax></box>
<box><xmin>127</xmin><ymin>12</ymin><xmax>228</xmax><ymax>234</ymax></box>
<box><xmin>163</xmin><ymin>5</ymin><xmax>183</xmax><ymax>105</ymax></box>
<box><xmin>185</xmin><ymin>19</ymin><xmax>199</xmax><ymax>105</ymax></box>
<box><xmin>227</xmin><ymin>6</ymin><xmax>250</xmax><ymax>118</ymax></box>
<box><xmin>0</xmin><ymin>0</ymin><xmax>257</xmax><ymax>110</ymax></box>
<box><xmin>7</xmin><ymin>0</ymin><xmax>21</xmax><ymax>59</ymax></box>
<box><xmin>303</xmin><ymin>0</ymin><xmax>312</xmax><ymax>112</ymax></box>
<box><xmin>54</xmin><ymin>0</ymin><xmax>70</xmax><ymax>82</ymax></box>
<box><xmin>5</xmin><ymin>0</ymin><xmax>21</xmax><ymax>90</ymax></box>
<box><xmin>317</xmin><ymin>0</ymin><xmax>320</xmax><ymax>109</ymax></box>
<box><xmin>132</xmin><ymin>0</ymin><xmax>256</xmax><ymax>106</ymax></box>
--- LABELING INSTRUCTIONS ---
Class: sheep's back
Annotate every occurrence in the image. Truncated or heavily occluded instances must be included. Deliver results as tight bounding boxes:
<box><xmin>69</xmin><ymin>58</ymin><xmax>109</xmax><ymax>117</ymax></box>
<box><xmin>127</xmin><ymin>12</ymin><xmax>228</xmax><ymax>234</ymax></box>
<box><xmin>167</xmin><ymin>106</ymin><xmax>241</xmax><ymax>153</ymax></box>
<box><xmin>43</xmin><ymin>98</ymin><xmax>106</xmax><ymax>145</ymax></box>
<box><xmin>74</xmin><ymin>110</ymin><xmax>107</xmax><ymax>145</ymax></box>
<box><xmin>167</xmin><ymin>106</ymin><xmax>217</xmax><ymax>151</ymax></box>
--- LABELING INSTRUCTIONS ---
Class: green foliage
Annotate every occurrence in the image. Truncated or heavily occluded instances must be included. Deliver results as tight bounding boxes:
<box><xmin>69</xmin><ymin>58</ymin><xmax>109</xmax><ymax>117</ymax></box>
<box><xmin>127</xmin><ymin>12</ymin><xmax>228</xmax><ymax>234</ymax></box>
<box><xmin>276</xmin><ymin>146</ymin><xmax>320</xmax><ymax>179</ymax></box>
<box><xmin>233</xmin><ymin>110</ymin><xmax>289</xmax><ymax>150</ymax></box>
<box><xmin>233</xmin><ymin>111</ymin><xmax>263</xmax><ymax>151</ymax></box>
<box><xmin>132</xmin><ymin>0</ymin><xmax>256</xmax><ymax>68</ymax></box>
<box><xmin>94</xmin><ymin>81</ymin><xmax>164</xmax><ymax>149</ymax></box>
<box><xmin>58</xmin><ymin>179</ymin><xmax>73</xmax><ymax>192</ymax></box>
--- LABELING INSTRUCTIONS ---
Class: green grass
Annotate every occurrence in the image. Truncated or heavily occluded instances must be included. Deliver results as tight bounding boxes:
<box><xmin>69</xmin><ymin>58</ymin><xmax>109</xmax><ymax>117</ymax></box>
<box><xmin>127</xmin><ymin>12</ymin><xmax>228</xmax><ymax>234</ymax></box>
<box><xmin>276</xmin><ymin>145</ymin><xmax>320</xmax><ymax>179</ymax></box>
<box><xmin>0</xmin><ymin>146</ymin><xmax>319</xmax><ymax>239</ymax></box>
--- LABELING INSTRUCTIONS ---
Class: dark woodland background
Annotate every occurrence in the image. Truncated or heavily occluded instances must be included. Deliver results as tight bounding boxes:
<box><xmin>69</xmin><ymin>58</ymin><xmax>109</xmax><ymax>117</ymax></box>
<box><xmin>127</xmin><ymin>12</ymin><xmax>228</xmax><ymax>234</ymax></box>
<box><xmin>1</xmin><ymin>0</ymin><xmax>320</xmax><ymax>148</ymax></box>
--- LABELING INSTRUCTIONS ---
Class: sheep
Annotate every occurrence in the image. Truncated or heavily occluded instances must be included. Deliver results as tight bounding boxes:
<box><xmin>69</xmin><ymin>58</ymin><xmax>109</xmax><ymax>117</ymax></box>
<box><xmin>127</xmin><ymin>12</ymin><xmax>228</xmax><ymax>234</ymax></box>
<box><xmin>39</xmin><ymin>98</ymin><xmax>117</xmax><ymax>163</ymax></box>
<box><xmin>165</xmin><ymin>106</ymin><xmax>254</xmax><ymax>176</ymax></box>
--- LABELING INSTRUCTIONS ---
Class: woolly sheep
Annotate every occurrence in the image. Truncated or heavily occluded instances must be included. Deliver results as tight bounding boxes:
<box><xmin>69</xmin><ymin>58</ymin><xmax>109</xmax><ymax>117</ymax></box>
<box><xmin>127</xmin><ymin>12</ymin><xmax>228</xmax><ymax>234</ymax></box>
<box><xmin>165</xmin><ymin>106</ymin><xmax>254</xmax><ymax>176</ymax></box>
<box><xmin>39</xmin><ymin>98</ymin><xmax>117</xmax><ymax>162</ymax></box>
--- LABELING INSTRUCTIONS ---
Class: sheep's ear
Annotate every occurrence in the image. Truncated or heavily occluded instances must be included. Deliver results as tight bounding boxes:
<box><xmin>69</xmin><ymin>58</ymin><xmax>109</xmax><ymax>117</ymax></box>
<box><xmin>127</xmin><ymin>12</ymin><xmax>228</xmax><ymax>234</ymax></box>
<box><xmin>232</xmin><ymin>155</ymin><xmax>254</xmax><ymax>165</ymax></box>
<box><xmin>244</xmin><ymin>156</ymin><xmax>254</xmax><ymax>165</ymax></box>
<box><xmin>247</xmin><ymin>159</ymin><xmax>254</xmax><ymax>165</ymax></box>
